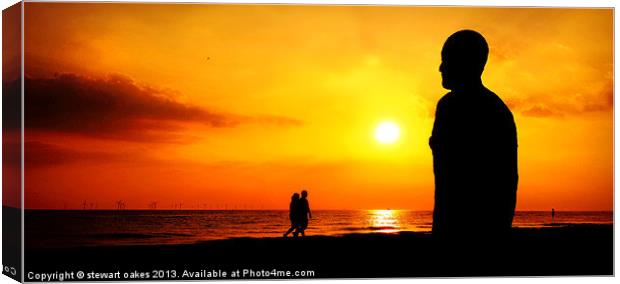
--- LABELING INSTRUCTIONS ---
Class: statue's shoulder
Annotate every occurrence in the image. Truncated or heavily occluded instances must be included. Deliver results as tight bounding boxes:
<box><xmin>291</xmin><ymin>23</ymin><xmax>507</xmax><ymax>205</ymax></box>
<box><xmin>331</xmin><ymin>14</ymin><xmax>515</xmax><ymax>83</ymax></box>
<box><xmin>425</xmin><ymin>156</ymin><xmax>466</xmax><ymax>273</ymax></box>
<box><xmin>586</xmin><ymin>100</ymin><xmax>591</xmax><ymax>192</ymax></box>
<box><xmin>437</xmin><ymin>92</ymin><xmax>456</xmax><ymax>108</ymax></box>
<box><xmin>484</xmin><ymin>89</ymin><xmax>516</xmax><ymax>122</ymax></box>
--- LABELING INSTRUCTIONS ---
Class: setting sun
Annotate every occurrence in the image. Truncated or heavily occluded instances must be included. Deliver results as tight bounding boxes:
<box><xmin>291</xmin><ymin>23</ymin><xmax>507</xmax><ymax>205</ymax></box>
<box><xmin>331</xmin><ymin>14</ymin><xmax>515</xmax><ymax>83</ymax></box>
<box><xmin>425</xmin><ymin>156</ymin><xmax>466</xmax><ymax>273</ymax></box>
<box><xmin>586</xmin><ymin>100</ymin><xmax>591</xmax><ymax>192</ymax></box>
<box><xmin>374</xmin><ymin>122</ymin><xmax>401</xmax><ymax>144</ymax></box>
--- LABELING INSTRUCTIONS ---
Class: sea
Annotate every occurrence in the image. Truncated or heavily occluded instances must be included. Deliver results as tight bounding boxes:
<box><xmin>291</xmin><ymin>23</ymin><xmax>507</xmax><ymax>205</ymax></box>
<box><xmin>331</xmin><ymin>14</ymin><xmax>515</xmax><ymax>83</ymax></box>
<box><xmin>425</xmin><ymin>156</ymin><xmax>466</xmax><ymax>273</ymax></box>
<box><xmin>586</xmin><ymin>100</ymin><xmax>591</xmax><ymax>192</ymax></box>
<box><xmin>25</xmin><ymin>210</ymin><xmax>613</xmax><ymax>249</ymax></box>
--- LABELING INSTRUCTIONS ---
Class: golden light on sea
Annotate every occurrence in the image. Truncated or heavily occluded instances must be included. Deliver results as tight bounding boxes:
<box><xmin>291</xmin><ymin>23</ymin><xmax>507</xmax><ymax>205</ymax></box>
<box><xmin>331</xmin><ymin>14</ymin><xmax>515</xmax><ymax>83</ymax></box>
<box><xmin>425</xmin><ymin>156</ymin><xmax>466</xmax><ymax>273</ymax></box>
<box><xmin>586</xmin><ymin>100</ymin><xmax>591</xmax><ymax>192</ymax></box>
<box><xmin>369</xmin><ymin>210</ymin><xmax>400</xmax><ymax>233</ymax></box>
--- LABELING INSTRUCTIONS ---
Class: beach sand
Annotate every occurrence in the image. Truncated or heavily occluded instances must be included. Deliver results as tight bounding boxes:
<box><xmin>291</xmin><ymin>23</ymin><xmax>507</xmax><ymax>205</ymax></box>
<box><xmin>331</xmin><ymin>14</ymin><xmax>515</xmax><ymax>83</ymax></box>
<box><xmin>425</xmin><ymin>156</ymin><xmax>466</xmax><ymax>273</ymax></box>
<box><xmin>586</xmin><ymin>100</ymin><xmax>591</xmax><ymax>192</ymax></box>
<box><xmin>25</xmin><ymin>224</ymin><xmax>612</xmax><ymax>279</ymax></box>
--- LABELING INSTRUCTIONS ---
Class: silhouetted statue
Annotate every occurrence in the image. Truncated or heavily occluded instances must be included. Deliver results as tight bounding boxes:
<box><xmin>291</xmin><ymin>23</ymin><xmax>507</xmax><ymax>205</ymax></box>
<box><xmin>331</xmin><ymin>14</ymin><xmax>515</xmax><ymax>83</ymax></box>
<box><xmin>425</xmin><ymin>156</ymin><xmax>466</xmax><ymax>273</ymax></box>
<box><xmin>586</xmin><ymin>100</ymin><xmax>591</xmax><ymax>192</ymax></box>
<box><xmin>283</xmin><ymin>193</ymin><xmax>301</xmax><ymax>237</ymax></box>
<box><xmin>430</xmin><ymin>30</ymin><xmax>518</xmax><ymax>237</ymax></box>
<box><xmin>296</xmin><ymin>190</ymin><xmax>312</xmax><ymax>237</ymax></box>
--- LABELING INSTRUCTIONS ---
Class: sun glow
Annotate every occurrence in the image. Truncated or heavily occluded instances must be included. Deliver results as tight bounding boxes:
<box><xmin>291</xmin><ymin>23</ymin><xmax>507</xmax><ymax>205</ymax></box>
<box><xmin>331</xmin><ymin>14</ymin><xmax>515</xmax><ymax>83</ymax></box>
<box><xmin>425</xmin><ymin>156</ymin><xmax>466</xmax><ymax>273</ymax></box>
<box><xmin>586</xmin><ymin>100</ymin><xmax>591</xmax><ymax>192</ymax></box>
<box><xmin>374</xmin><ymin>122</ymin><xmax>401</xmax><ymax>144</ymax></box>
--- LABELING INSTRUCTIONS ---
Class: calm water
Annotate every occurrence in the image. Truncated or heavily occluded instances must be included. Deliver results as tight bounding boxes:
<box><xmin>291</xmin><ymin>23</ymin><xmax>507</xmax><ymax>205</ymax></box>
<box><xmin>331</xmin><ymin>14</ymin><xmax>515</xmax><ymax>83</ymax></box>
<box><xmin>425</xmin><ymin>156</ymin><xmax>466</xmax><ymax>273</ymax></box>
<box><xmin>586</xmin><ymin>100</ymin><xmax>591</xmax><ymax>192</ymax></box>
<box><xmin>25</xmin><ymin>210</ymin><xmax>613</xmax><ymax>248</ymax></box>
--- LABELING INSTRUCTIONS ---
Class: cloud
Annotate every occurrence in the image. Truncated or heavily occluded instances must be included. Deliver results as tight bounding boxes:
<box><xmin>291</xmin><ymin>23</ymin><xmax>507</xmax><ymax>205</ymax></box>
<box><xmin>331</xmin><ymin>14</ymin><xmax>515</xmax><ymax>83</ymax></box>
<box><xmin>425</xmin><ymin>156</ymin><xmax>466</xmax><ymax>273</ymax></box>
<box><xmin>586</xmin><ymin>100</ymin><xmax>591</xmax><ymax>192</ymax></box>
<box><xmin>520</xmin><ymin>105</ymin><xmax>562</xmax><ymax>117</ymax></box>
<box><xmin>17</xmin><ymin>73</ymin><xmax>301</xmax><ymax>141</ymax></box>
<box><xmin>24</xmin><ymin>141</ymin><xmax>129</xmax><ymax>168</ymax></box>
<box><xmin>251</xmin><ymin>115</ymin><xmax>304</xmax><ymax>127</ymax></box>
<box><xmin>505</xmin><ymin>83</ymin><xmax>613</xmax><ymax>118</ymax></box>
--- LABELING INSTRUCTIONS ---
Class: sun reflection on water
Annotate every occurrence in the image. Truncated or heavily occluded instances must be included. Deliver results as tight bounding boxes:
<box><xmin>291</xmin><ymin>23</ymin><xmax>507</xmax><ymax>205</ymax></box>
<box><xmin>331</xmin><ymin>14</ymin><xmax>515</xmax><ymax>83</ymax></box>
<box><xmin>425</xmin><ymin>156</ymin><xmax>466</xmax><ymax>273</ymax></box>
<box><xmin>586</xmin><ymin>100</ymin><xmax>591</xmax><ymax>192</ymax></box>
<box><xmin>368</xmin><ymin>210</ymin><xmax>400</xmax><ymax>233</ymax></box>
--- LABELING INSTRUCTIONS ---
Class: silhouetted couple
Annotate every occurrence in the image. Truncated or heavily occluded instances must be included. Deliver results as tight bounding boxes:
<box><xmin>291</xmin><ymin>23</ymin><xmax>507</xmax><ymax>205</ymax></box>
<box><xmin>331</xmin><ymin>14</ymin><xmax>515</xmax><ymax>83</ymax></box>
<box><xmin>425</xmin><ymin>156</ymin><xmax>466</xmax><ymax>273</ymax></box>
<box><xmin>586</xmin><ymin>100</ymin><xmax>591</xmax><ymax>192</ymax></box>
<box><xmin>284</xmin><ymin>190</ymin><xmax>312</xmax><ymax>237</ymax></box>
<box><xmin>430</xmin><ymin>30</ymin><xmax>518</xmax><ymax>238</ymax></box>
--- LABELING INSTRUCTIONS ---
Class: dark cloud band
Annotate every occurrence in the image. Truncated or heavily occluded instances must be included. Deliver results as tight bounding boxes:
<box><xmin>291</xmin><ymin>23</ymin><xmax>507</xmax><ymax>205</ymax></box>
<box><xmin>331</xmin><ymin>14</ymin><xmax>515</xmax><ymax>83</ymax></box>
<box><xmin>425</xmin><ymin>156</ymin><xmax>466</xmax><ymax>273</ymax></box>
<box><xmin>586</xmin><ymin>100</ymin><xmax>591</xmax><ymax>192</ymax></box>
<box><xmin>7</xmin><ymin>73</ymin><xmax>301</xmax><ymax>141</ymax></box>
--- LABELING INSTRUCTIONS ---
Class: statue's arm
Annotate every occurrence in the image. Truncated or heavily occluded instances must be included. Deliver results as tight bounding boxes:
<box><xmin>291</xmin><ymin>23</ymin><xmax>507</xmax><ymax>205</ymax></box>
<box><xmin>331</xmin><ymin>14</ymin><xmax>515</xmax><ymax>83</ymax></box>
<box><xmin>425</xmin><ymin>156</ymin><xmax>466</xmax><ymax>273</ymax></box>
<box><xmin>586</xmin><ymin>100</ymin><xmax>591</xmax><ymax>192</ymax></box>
<box><xmin>430</xmin><ymin>97</ymin><xmax>448</xmax><ymax>151</ymax></box>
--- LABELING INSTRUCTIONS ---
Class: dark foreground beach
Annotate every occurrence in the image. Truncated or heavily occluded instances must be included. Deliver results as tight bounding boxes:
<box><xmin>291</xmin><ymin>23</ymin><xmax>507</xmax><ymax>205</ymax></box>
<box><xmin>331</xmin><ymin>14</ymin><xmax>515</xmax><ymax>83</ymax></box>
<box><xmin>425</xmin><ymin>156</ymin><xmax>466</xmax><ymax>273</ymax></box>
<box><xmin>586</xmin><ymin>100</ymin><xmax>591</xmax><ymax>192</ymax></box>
<box><xmin>24</xmin><ymin>223</ymin><xmax>612</xmax><ymax>280</ymax></box>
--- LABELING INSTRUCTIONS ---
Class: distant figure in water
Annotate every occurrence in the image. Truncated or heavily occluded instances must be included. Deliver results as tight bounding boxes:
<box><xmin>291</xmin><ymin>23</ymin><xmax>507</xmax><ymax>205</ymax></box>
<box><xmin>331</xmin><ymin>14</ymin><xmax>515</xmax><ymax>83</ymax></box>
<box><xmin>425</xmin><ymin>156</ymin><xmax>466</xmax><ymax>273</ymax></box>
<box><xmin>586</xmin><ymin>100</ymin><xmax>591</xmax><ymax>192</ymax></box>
<box><xmin>429</xmin><ymin>30</ymin><xmax>519</xmax><ymax>237</ymax></box>
<box><xmin>552</xmin><ymin>208</ymin><xmax>556</xmax><ymax>224</ymax></box>
<box><xmin>296</xmin><ymin>190</ymin><xmax>312</xmax><ymax>237</ymax></box>
<box><xmin>283</xmin><ymin>193</ymin><xmax>301</xmax><ymax>237</ymax></box>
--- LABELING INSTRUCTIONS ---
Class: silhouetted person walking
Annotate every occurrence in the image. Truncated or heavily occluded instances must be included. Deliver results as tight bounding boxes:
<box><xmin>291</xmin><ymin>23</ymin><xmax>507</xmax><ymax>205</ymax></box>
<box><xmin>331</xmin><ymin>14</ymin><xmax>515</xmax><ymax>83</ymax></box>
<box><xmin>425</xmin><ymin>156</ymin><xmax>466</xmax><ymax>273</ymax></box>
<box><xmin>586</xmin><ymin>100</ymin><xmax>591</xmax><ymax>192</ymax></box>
<box><xmin>429</xmin><ymin>30</ymin><xmax>518</xmax><ymax>238</ymax></box>
<box><xmin>296</xmin><ymin>190</ymin><xmax>312</xmax><ymax>237</ymax></box>
<box><xmin>551</xmin><ymin>208</ymin><xmax>555</xmax><ymax>224</ymax></box>
<box><xmin>284</xmin><ymin>193</ymin><xmax>301</xmax><ymax>237</ymax></box>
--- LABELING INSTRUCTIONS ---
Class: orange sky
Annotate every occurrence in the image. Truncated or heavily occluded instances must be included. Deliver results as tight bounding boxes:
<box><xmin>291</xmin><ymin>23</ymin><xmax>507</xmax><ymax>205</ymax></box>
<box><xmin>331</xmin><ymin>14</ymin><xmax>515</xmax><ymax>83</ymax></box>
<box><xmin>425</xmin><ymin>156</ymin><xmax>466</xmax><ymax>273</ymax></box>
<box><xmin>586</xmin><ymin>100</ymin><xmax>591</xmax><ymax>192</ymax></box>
<box><xmin>17</xmin><ymin>3</ymin><xmax>613</xmax><ymax>210</ymax></box>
